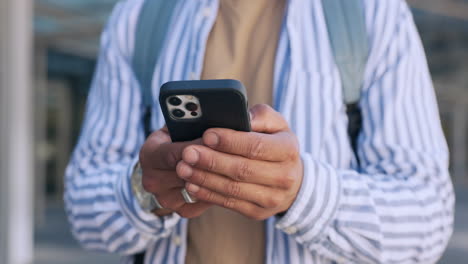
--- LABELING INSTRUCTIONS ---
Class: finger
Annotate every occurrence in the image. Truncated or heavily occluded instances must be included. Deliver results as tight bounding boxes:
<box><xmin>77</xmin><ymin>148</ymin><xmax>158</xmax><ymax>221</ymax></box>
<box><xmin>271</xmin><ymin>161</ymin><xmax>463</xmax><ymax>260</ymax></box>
<box><xmin>176</xmin><ymin>202</ymin><xmax>212</xmax><ymax>219</ymax></box>
<box><xmin>182</xmin><ymin>145</ymin><xmax>294</xmax><ymax>188</ymax></box>
<box><xmin>153</xmin><ymin>208</ymin><xmax>174</xmax><ymax>217</ymax></box>
<box><xmin>141</xmin><ymin>134</ymin><xmax>203</xmax><ymax>170</ymax></box>
<box><xmin>155</xmin><ymin>188</ymin><xmax>187</xmax><ymax>211</ymax></box>
<box><xmin>185</xmin><ymin>183</ymin><xmax>270</xmax><ymax>221</ymax></box>
<box><xmin>140</xmin><ymin>129</ymin><xmax>171</xmax><ymax>168</ymax></box>
<box><xmin>177</xmin><ymin>161</ymin><xmax>284</xmax><ymax>208</ymax></box>
<box><xmin>142</xmin><ymin>170</ymin><xmax>185</xmax><ymax>194</ymax></box>
<box><xmin>249</xmin><ymin>104</ymin><xmax>289</xmax><ymax>134</ymax></box>
<box><xmin>203</xmin><ymin>129</ymin><xmax>299</xmax><ymax>162</ymax></box>
<box><xmin>146</xmin><ymin>129</ymin><xmax>172</xmax><ymax>147</ymax></box>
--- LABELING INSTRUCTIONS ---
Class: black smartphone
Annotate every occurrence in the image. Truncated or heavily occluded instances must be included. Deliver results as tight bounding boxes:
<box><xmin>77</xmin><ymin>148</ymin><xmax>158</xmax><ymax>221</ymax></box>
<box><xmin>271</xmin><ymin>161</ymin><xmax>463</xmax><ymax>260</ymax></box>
<box><xmin>159</xmin><ymin>79</ymin><xmax>250</xmax><ymax>142</ymax></box>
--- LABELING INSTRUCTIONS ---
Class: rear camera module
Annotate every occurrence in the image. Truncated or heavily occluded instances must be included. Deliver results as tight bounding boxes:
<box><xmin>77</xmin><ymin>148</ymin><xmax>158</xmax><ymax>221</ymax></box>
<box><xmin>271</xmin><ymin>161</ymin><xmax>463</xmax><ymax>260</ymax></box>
<box><xmin>168</xmin><ymin>97</ymin><xmax>182</xmax><ymax>106</ymax></box>
<box><xmin>172</xmin><ymin>109</ymin><xmax>185</xmax><ymax>118</ymax></box>
<box><xmin>185</xmin><ymin>102</ymin><xmax>198</xmax><ymax>112</ymax></box>
<box><xmin>166</xmin><ymin>95</ymin><xmax>202</xmax><ymax>120</ymax></box>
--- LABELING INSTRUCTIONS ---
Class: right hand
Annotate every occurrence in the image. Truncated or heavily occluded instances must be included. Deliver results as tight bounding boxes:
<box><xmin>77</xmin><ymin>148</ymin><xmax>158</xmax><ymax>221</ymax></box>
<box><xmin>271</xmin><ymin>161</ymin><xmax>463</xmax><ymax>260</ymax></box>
<box><xmin>139</xmin><ymin>127</ymin><xmax>212</xmax><ymax>218</ymax></box>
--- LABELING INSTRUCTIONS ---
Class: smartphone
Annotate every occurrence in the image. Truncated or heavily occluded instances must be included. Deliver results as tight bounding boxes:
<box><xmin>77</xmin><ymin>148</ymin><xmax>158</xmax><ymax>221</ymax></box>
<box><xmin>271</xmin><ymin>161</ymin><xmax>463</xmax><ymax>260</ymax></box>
<box><xmin>159</xmin><ymin>79</ymin><xmax>251</xmax><ymax>142</ymax></box>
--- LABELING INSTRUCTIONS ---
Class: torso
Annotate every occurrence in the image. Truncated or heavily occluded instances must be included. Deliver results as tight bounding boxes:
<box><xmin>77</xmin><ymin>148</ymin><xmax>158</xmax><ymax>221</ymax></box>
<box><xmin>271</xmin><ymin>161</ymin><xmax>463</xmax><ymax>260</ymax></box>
<box><xmin>185</xmin><ymin>0</ymin><xmax>286</xmax><ymax>263</ymax></box>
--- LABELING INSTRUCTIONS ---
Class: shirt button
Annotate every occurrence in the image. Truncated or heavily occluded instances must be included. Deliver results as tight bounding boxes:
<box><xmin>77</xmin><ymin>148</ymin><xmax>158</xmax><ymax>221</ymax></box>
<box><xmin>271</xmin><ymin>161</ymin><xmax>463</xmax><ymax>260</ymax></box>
<box><xmin>172</xmin><ymin>235</ymin><xmax>182</xmax><ymax>246</ymax></box>
<box><xmin>189</xmin><ymin>72</ymin><xmax>198</xmax><ymax>80</ymax></box>
<box><xmin>202</xmin><ymin>7</ymin><xmax>212</xmax><ymax>18</ymax></box>
<box><xmin>284</xmin><ymin>226</ymin><xmax>298</xmax><ymax>235</ymax></box>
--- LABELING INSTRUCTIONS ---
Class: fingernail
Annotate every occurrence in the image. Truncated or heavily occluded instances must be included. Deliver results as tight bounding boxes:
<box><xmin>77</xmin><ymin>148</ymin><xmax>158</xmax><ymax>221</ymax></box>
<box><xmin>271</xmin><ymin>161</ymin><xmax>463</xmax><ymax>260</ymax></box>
<box><xmin>184</xmin><ymin>148</ymin><xmax>199</xmax><ymax>165</ymax></box>
<box><xmin>186</xmin><ymin>183</ymin><xmax>200</xmax><ymax>194</ymax></box>
<box><xmin>177</xmin><ymin>161</ymin><xmax>193</xmax><ymax>179</ymax></box>
<box><xmin>204</xmin><ymin>132</ymin><xmax>219</xmax><ymax>148</ymax></box>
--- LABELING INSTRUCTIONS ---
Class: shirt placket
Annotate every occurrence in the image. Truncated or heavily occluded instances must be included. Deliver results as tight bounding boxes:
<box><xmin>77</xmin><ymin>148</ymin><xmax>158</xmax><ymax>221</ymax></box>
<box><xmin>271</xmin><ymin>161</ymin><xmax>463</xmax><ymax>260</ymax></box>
<box><xmin>173</xmin><ymin>0</ymin><xmax>220</xmax><ymax>261</ymax></box>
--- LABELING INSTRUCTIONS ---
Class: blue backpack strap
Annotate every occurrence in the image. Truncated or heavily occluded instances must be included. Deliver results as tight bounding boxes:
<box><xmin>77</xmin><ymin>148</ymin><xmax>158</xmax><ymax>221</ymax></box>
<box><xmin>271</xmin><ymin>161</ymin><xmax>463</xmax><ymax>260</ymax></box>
<box><xmin>131</xmin><ymin>1</ymin><xmax>178</xmax><ymax>263</ymax></box>
<box><xmin>322</xmin><ymin>0</ymin><xmax>368</xmax><ymax>161</ymax></box>
<box><xmin>322</xmin><ymin>0</ymin><xmax>368</xmax><ymax>105</ymax></box>
<box><xmin>132</xmin><ymin>0</ymin><xmax>179</xmax><ymax>137</ymax></box>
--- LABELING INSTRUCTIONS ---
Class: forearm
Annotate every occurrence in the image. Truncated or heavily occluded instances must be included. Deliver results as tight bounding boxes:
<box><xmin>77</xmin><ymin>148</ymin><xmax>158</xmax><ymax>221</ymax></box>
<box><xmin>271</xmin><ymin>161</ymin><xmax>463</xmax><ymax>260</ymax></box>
<box><xmin>65</xmin><ymin>156</ymin><xmax>181</xmax><ymax>254</ymax></box>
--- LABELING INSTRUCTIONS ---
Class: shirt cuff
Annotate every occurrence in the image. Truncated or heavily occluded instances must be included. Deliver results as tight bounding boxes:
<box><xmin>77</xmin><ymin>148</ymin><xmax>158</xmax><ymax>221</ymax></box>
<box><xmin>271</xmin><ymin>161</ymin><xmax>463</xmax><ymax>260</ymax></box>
<box><xmin>275</xmin><ymin>152</ymin><xmax>342</xmax><ymax>244</ymax></box>
<box><xmin>115</xmin><ymin>156</ymin><xmax>181</xmax><ymax>237</ymax></box>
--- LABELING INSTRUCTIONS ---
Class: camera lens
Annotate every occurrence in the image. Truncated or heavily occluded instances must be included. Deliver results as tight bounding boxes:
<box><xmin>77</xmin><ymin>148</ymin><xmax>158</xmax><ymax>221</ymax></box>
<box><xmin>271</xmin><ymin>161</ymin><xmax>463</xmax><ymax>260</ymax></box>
<box><xmin>172</xmin><ymin>109</ymin><xmax>185</xmax><ymax>118</ymax></box>
<box><xmin>168</xmin><ymin>97</ymin><xmax>182</xmax><ymax>106</ymax></box>
<box><xmin>185</xmin><ymin>102</ymin><xmax>198</xmax><ymax>112</ymax></box>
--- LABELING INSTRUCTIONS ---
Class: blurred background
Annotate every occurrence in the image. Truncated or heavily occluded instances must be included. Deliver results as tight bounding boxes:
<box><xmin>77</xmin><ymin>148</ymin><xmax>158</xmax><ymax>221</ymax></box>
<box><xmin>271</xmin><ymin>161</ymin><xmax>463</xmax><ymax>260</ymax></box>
<box><xmin>0</xmin><ymin>0</ymin><xmax>467</xmax><ymax>263</ymax></box>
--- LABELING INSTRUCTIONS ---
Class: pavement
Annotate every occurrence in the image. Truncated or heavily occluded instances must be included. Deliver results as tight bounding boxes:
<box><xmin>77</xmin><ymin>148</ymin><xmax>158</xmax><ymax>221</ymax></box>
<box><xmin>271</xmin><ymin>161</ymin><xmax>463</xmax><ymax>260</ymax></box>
<box><xmin>35</xmin><ymin>188</ymin><xmax>468</xmax><ymax>264</ymax></box>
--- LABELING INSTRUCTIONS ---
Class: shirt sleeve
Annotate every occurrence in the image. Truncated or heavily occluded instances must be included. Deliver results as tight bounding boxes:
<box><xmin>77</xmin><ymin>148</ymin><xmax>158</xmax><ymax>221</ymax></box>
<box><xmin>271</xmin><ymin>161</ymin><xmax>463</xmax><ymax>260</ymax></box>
<box><xmin>64</xmin><ymin>0</ymin><xmax>180</xmax><ymax>255</ymax></box>
<box><xmin>275</xmin><ymin>1</ymin><xmax>455</xmax><ymax>263</ymax></box>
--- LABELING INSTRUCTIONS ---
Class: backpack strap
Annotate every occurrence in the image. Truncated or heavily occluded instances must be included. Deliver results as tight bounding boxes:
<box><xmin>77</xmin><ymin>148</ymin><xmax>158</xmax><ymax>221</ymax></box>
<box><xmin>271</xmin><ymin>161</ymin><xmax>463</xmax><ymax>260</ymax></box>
<box><xmin>322</xmin><ymin>0</ymin><xmax>369</xmax><ymax>162</ymax></box>
<box><xmin>131</xmin><ymin>2</ymin><xmax>179</xmax><ymax>263</ymax></box>
<box><xmin>132</xmin><ymin>0</ymin><xmax>180</xmax><ymax>138</ymax></box>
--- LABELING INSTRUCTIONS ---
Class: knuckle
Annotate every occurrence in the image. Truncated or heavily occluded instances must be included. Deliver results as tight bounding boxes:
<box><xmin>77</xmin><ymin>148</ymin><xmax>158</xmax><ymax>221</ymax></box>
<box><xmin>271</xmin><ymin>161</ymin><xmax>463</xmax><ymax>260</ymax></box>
<box><xmin>207</xmin><ymin>154</ymin><xmax>216</xmax><ymax>171</ymax></box>
<box><xmin>152</xmin><ymin>130</ymin><xmax>163</xmax><ymax>137</ymax></box>
<box><xmin>205</xmin><ymin>190</ymin><xmax>217</xmax><ymax>203</ymax></box>
<box><xmin>286</xmin><ymin>138</ymin><xmax>300</xmax><ymax>161</ymax></box>
<box><xmin>248</xmin><ymin>136</ymin><xmax>266</xmax><ymax>160</ymax></box>
<box><xmin>279</xmin><ymin>172</ymin><xmax>295</xmax><ymax>189</ymax></box>
<box><xmin>251</xmin><ymin>104</ymin><xmax>268</xmax><ymax>119</ymax></box>
<box><xmin>195</xmin><ymin>170</ymin><xmax>208</xmax><ymax>187</ymax></box>
<box><xmin>152</xmin><ymin>130</ymin><xmax>172</xmax><ymax>145</ymax></box>
<box><xmin>285</xmin><ymin>149</ymin><xmax>299</xmax><ymax>163</ymax></box>
<box><xmin>140</xmin><ymin>133</ymin><xmax>165</xmax><ymax>161</ymax></box>
<box><xmin>223</xmin><ymin>197</ymin><xmax>237</xmax><ymax>209</ymax></box>
<box><xmin>165</xmin><ymin>149</ymin><xmax>179</xmax><ymax>168</ymax></box>
<box><xmin>236</xmin><ymin>162</ymin><xmax>253</xmax><ymax>182</ymax></box>
<box><xmin>257</xmin><ymin>104</ymin><xmax>271</xmax><ymax>114</ymax></box>
<box><xmin>226</xmin><ymin>181</ymin><xmax>242</xmax><ymax>198</ymax></box>
<box><xmin>141</xmin><ymin>176</ymin><xmax>156</xmax><ymax>193</ymax></box>
<box><xmin>265</xmin><ymin>195</ymin><xmax>282</xmax><ymax>208</ymax></box>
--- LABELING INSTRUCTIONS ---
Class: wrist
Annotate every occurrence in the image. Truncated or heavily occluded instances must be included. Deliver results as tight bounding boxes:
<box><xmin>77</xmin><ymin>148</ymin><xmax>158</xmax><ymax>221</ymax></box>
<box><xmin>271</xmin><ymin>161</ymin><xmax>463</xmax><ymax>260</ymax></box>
<box><xmin>115</xmin><ymin>157</ymin><xmax>182</xmax><ymax>235</ymax></box>
<box><xmin>131</xmin><ymin>162</ymin><xmax>163</xmax><ymax>212</ymax></box>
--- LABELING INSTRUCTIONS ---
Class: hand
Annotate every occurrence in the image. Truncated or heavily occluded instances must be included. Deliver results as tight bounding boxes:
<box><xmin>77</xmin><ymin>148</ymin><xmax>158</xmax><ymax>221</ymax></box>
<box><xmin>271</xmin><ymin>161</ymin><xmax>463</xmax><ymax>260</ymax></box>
<box><xmin>139</xmin><ymin>127</ymin><xmax>211</xmax><ymax>218</ymax></box>
<box><xmin>176</xmin><ymin>105</ymin><xmax>304</xmax><ymax>220</ymax></box>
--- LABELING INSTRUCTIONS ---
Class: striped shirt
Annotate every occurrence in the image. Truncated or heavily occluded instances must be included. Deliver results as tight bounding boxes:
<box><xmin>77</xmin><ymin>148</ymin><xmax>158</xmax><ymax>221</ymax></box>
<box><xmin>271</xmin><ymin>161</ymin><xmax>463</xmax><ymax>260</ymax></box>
<box><xmin>64</xmin><ymin>0</ymin><xmax>455</xmax><ymax>263</ymax></box>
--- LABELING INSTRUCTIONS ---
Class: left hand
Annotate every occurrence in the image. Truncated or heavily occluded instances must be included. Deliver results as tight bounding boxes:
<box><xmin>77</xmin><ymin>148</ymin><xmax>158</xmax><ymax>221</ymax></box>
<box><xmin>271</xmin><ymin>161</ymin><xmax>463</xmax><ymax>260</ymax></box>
<box><xmin>176</xmin><ymin>104</ymin><xmax>304</xmax><ymax>220</ymax></box>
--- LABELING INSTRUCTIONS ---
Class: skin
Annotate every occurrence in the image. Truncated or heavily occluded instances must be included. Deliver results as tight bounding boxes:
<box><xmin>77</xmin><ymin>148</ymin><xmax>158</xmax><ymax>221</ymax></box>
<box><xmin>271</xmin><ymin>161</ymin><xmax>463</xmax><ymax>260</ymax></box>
<box><xmin>139</xmin><ymin>104</ymin><xmax>304</xmax><ymax>220</ymax></box>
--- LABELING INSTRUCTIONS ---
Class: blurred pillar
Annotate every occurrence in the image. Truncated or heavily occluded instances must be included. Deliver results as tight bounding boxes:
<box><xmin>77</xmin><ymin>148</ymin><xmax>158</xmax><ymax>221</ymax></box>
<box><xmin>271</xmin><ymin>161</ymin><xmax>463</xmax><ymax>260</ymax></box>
<box><xmin>34</xmin><ymin>45</ymin><xmax>48</xmax><ymax>227</ymax></box>
<box><xmin>0</xmin><ymin>0</ymin><xmax>34</xmax><ymax>263</ymax></box>
<box><xmin>50</xmin><ymin>80</ymin><xmax>72</xmax><ymax>199</ymax></box>
<box><xmin>452</xmin><ymin>103</ymin><xmax>468</xmax><ymax>184</ymax></box>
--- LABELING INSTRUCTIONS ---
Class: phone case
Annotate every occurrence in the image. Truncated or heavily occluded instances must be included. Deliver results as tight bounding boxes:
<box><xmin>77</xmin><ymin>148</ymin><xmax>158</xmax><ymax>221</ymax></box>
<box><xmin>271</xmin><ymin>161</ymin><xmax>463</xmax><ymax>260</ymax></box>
<box><xmin>159</xmin><ymin>79</ymin><xmax>251</xmax><ymax>142</ymax></box>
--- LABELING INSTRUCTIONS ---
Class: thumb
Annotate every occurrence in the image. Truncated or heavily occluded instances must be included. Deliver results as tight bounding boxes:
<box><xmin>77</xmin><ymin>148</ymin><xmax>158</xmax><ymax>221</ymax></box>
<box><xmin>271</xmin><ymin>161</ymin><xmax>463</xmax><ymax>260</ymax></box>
<box><xmin>249</xmin><ymin>104</ymin><xmax>289</xmax><ymax>134</ymax></box>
